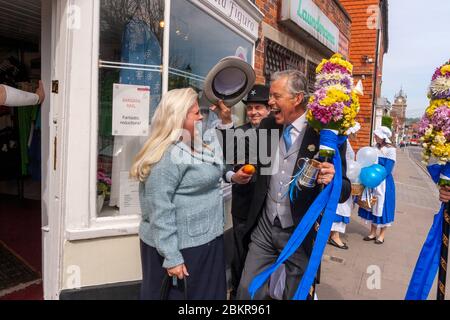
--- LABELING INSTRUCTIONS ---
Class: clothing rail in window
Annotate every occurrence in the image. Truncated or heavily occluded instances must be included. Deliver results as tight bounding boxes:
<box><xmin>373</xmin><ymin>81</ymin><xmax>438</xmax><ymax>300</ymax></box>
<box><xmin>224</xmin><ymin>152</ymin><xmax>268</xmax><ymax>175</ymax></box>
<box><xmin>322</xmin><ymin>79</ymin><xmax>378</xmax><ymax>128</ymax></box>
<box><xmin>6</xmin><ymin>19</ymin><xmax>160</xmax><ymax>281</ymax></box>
<box><xmin>99</xmin><ymin>60</ymin><xmax>162</xmax><ymax>73</ymax></box>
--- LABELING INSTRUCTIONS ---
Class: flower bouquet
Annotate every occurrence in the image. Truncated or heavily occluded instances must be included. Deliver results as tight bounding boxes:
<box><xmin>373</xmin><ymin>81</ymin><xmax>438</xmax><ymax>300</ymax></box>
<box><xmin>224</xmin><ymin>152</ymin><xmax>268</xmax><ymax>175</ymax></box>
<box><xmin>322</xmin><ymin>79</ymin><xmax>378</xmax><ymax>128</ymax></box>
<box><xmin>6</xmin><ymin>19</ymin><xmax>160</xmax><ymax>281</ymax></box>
<box><xmin>306</xmin><ymin>53</ymin><xmax>360</xmax><ymax>146</ymax></box>
<box><xmin>418</xmin><ymin>60</ymin><xmax>450</xmax><ymax>168</ymax></box>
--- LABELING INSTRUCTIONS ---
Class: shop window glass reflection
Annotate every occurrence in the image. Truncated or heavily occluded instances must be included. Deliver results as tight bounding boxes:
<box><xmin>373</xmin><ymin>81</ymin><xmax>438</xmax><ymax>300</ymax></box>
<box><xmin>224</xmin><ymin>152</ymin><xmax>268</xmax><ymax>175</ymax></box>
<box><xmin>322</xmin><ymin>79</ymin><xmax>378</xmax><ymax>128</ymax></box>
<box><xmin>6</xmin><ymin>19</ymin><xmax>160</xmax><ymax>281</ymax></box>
<box><xmin>169</xmin><ymin>0</ymin><xmax>253</xmax><ymax>129</ymax></box>
<box><xmin>97</xmin><ymin>0</ymin><xmax>164</xmax><ymax>217</ymax></box>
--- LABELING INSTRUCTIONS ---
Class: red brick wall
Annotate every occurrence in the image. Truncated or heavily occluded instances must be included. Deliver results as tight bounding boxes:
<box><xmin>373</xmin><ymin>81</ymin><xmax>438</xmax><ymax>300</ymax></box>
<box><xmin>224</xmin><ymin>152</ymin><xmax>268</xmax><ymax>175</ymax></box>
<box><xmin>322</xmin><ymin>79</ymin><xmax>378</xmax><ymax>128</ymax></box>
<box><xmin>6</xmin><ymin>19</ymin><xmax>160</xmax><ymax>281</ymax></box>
<box><xmin>253</xmin><ymin>0</ymin><xmax>351</xmax><ymax>84</ymax></box>
<box><xmin>340</xmin><ymin>0</ymin><xmax>385</xmax><ymax>151</ymax></box>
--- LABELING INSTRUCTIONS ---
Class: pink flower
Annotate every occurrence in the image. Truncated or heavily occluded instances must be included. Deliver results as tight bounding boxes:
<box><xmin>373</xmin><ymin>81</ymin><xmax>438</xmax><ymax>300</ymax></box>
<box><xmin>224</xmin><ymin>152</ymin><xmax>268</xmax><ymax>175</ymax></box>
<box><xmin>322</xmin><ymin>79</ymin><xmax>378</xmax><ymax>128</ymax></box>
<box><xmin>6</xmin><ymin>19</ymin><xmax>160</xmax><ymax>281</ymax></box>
<box><xmin>418</xmin><ymin>115</ymin><xmax>430</xmax><ymax>136</ymax></box>
<box><xmin>431</xmin><ymin>106</ymin><xmax>450</xmax><ymax>138</ymax></box>
<box><xmin>97</xmin><ymin>170</ymin><xmax>112</xmax><ymax>185</ymax></box>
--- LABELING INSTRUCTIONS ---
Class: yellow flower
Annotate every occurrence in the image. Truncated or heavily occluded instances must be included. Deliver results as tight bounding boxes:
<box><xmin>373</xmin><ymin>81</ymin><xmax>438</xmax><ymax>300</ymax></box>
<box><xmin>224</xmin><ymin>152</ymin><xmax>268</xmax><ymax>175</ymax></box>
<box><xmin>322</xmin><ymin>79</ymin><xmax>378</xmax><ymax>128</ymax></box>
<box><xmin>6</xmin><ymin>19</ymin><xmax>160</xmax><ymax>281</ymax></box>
<box><xmin>315</xmin><ymin>53</ymin><xmax>354</xmax><ymax>74</ymax></box>
<box><xmin>306</xmin><ymin>109</ymin><xmax>314</xmax><ymax>122</ymax></box>
<box><xmin>316</xmin><ymin>59</ymin><xmax>328</xmax><ymax>73</ymax></box>
<box><xmin>441</xmin><ymin>64</ymin><xmax>450</xmax><ymax>75</ymax></box>
<box><xmin>319</xmin><ymin>89</ymin><xmax>350</xmax><ymax>107</ymax></box>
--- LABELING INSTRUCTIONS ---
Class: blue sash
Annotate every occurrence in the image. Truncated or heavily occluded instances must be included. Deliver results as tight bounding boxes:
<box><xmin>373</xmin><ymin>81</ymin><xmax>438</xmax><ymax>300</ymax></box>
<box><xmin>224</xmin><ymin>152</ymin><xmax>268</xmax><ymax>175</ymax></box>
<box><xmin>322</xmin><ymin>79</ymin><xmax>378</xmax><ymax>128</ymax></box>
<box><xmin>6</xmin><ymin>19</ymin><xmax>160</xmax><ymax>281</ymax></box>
<box><xmin>405</xmin><ymin>163</ymin><xmax>449</xmax><ymax>300</ymax></box>
<box><xmin>248</xmin><ymin>130</ymin><xmax>346</xmax><ymax>300</ymax></box>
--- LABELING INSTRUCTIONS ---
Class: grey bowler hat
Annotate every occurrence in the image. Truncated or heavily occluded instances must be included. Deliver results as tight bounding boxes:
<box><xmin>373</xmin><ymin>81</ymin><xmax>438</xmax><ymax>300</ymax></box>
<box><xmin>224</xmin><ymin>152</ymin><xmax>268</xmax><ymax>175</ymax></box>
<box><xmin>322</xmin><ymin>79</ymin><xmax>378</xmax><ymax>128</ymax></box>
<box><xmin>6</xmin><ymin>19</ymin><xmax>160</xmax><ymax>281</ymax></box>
<box><xmin>203</xmin><ymin>56</ymin><xmax>256</xmax><ymax>107</ymax></box>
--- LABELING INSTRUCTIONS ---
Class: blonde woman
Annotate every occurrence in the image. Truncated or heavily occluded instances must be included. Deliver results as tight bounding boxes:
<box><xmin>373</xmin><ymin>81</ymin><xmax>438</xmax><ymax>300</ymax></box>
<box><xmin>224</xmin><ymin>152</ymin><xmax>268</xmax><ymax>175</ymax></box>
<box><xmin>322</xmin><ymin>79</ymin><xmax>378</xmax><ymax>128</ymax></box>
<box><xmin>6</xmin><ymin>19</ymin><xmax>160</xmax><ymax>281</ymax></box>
<box><xmin>130</xmin><ymin>88</ymin><xmax>230</xmax><ymax>300</ymax></box>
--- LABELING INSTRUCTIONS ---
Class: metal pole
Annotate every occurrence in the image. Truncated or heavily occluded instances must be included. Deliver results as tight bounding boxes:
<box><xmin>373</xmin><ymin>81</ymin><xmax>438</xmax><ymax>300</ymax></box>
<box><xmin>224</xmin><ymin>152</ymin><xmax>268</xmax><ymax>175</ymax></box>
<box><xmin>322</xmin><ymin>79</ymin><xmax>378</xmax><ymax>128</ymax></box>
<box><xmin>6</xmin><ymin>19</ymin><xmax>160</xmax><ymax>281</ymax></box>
<box><xmin>437</xmin><ymin>201</ymin><xmax>450</xmax><ymax>300</ymax></box>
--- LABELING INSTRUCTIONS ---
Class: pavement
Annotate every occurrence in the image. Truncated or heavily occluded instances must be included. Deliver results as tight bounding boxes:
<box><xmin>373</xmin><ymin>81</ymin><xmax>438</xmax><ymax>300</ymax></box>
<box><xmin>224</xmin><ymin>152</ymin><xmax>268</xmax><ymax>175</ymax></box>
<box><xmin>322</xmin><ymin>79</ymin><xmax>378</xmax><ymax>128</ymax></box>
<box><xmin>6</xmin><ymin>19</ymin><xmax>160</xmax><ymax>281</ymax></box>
<box><xmin>317</xmin><ymin>146</ymin><xmax>449</xmax><ymax>300</ymax></box>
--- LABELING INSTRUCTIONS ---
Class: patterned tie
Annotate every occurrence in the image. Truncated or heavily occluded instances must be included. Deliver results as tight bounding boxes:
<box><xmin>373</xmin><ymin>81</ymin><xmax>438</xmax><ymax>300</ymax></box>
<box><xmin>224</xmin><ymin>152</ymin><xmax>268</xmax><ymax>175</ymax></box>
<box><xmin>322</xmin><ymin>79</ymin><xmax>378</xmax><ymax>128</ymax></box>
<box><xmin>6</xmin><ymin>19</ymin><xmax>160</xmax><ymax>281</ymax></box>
<box><xmin>283</xmin><ymin>124</ymin><xmax>294</xmax><ymax>151</ymax></box>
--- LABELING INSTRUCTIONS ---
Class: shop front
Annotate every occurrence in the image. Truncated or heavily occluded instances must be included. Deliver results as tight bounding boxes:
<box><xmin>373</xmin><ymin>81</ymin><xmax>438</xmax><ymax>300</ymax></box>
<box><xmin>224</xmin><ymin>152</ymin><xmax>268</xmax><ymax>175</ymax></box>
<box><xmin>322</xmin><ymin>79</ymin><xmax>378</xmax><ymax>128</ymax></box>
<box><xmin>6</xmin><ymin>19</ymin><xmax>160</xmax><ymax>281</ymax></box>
<box><xmin>46</xmin><ymin>0</ymin><xmax>263</xmax><ymax>299</ymax></box>
<box><xmin>255</xmin><ymin>0</ymin><xmax>351</xmax><ymax>88</ymax></box>
<box><xmin>0</xmin><ymin>0</ymin><xmax>263</xmax><ymax>300</ymax></box>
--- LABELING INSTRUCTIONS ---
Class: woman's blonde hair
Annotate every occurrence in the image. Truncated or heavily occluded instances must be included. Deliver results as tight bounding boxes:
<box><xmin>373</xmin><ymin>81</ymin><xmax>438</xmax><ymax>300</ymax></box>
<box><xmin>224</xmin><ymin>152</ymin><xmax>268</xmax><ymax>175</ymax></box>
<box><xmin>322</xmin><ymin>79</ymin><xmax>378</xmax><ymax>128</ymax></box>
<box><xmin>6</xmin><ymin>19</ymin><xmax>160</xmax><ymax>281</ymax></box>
<box><xmin>130</xmin><ymin>87</ymin><xmax>198</xmax><ymax>182</ymax></box>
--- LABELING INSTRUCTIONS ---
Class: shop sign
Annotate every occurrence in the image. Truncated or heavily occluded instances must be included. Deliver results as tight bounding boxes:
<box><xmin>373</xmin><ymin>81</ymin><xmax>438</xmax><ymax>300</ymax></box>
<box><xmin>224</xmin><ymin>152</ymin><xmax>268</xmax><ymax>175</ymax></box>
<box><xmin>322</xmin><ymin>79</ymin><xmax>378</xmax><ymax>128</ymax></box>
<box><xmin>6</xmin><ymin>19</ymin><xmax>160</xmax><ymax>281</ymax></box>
<box><xmin>112</xmin><ymin>83</ymin><xmax>150</xmax><ymax>137</ymax></box>
<box><xmin>202</xmin><ymin>0</ymin><xmax>259</xmax><ymax>39</ymax></box>
<box><xmin>282</xmin><ymin>0</ymin><xmax>339</xmax><ymax>52</ymax></box>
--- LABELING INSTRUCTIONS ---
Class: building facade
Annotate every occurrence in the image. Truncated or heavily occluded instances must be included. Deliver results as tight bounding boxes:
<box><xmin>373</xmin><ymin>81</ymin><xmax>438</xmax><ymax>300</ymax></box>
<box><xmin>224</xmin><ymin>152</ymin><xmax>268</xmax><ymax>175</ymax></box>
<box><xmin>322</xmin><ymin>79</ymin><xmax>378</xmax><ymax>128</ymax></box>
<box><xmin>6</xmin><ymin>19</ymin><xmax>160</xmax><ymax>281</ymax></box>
<box><xmin>340</xmin><ymin>0</ymin><xmax>389</xmax><ymax>150</ymax></box>
<box><xmin>253</xmin><ymin>0</ymin><xmax>351</xmax><ymax>89</ymax></box>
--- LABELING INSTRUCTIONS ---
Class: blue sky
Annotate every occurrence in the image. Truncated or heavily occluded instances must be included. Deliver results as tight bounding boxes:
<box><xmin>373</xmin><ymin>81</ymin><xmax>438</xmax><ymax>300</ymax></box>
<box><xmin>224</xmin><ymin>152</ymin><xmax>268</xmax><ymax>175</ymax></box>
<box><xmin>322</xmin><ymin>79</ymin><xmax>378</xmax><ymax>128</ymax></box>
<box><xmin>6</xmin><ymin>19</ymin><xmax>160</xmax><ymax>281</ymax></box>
<box><xmin>381</xmin><ymin>0</ymin><xmax>450</xmax><ymax>118</ymax></box>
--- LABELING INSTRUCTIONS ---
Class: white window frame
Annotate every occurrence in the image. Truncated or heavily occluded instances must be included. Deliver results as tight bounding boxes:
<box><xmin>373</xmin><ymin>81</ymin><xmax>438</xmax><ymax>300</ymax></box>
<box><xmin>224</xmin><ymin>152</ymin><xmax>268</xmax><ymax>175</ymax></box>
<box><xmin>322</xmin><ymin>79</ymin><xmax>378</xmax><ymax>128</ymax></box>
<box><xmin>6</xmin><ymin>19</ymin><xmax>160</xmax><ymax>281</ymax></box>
<box><xmin>65</xmin><ymin>0</ymin><xmax>261</xmax><ymax>241</ymax></box>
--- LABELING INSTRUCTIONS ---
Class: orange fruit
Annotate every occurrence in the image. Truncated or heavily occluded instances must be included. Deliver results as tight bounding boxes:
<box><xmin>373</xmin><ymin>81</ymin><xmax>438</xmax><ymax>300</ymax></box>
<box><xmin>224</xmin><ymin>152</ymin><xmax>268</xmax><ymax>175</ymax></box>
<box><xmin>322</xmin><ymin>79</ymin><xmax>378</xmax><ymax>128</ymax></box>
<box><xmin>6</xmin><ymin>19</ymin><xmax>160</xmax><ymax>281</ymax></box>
<box><xmin>242</xmin><ymin>164</ymin><xmax>256</xmax><ymax>175</ymax></box>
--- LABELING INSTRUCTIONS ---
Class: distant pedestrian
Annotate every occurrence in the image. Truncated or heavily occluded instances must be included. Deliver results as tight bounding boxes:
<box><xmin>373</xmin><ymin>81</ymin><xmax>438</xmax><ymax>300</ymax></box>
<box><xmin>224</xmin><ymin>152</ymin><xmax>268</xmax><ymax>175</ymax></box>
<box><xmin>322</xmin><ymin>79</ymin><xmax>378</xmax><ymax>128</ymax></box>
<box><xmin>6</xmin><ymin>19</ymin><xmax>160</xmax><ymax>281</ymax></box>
<box><xmin>359</xmin><ymin>126</ymin><xmax>396</xmax><ymax>244</ymax></box>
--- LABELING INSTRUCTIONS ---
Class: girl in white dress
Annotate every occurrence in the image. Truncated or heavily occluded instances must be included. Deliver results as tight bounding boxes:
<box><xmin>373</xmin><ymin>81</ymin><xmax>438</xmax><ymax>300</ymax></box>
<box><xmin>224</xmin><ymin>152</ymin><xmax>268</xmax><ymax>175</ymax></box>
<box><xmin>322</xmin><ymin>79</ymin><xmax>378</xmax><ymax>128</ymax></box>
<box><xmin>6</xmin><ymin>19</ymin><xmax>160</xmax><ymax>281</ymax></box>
<box><xmin>359</xmin><ymin>126</ymin><xmax>396</xmax><ymax>244</ymax></box>
<box><xmin>328</xmin><ymin>123</ymin><xmax>359</xmax><ymax>249</ymax></box>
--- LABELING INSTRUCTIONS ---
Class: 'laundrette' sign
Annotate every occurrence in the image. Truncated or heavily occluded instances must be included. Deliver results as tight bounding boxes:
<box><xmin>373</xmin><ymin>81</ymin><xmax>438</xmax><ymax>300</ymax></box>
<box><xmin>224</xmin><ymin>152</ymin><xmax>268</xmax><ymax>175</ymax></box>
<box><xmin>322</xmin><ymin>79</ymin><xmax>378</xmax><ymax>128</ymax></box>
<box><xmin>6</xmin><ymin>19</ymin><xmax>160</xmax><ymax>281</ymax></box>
<box><xmin>202</xmin><ymin>0</ymin><xmax>259</xmax><ymax>39</ymax></box>
<box><xmin>281</xmin><ymin>0</ymin><xmax>339</xmax><ymax>52</ymax></box>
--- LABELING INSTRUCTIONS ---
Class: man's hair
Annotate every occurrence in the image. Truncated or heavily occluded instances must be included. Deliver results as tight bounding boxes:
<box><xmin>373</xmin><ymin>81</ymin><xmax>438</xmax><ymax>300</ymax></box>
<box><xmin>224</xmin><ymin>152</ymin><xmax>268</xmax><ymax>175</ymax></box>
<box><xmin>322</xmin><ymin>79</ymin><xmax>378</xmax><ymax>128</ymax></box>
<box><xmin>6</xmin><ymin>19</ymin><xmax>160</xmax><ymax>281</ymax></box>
<box><xmin>271</xmin><ymin>70</ymin><xmax>309</xmax><ymax>106</ymax></box>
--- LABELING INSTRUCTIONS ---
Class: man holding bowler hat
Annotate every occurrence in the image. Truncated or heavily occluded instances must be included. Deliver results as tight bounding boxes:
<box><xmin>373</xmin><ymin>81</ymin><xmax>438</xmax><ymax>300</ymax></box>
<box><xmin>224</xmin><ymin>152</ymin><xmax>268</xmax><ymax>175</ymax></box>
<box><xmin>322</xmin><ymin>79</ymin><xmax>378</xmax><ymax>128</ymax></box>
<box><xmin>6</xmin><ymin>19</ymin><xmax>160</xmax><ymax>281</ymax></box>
<box><xmin>213</xmin><ymin>70</ymin><xmax>351</xmax><ymax>300</ymax></box>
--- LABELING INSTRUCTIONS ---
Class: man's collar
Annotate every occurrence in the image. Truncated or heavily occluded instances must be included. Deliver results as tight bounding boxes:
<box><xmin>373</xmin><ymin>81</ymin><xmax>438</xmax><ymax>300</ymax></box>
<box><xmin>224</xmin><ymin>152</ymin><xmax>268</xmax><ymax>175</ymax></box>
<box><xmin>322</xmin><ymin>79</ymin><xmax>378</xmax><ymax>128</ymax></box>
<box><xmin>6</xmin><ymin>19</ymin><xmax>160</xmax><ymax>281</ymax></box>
<box><xmin>288</xmin><ymin>112</ymin><xmax>307</xmax><ymax>132</ymax></box>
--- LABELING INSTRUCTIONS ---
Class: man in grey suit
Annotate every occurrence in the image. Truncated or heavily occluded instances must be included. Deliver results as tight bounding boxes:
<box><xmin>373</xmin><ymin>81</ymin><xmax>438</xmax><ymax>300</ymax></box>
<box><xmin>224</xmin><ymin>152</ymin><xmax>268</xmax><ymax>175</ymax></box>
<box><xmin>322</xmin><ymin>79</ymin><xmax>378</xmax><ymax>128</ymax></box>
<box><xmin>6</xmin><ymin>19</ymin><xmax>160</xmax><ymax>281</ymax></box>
<box><xmin>214</xmin><ymin>70</ymin><xmax>351</xmax><ymax>300</ymax></box>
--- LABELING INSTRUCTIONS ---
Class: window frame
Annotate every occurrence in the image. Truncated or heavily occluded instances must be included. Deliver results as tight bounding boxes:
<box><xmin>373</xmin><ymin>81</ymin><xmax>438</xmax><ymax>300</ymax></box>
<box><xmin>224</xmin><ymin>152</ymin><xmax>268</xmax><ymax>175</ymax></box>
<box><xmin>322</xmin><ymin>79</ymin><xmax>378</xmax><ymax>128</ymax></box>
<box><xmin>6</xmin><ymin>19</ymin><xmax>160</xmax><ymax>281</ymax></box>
<box><xmin>66</xmin><ymin>0</ymin><xmax>258</xmax><ymax>240</ymax></box>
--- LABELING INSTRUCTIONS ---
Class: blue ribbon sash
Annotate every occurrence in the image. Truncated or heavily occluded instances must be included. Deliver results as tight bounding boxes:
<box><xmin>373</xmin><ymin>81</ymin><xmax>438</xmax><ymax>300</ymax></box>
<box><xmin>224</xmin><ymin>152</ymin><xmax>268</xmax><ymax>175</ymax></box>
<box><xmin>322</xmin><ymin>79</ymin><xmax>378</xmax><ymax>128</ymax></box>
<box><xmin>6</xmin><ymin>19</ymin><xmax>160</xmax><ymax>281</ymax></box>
<box><xmin>405</xmin><ymin>163</ymin><xmax>449</xmax><ymax>300</ymax></box>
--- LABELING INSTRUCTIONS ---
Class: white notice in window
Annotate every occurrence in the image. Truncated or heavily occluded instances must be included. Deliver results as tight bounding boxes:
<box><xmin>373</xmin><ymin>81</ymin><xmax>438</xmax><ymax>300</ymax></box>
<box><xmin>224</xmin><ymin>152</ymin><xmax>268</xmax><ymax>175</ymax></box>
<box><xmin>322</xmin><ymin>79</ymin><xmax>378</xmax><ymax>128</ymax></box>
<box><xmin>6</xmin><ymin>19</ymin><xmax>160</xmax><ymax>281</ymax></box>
<box><xmin>112</xmin><ymin>83</ymin><xmax>150</xmax><ymax>136</ymax></box>
<box><xmin>119</xmin><ymin>171</ymin><xmax>142</xmax><ymax>216</ymax></box>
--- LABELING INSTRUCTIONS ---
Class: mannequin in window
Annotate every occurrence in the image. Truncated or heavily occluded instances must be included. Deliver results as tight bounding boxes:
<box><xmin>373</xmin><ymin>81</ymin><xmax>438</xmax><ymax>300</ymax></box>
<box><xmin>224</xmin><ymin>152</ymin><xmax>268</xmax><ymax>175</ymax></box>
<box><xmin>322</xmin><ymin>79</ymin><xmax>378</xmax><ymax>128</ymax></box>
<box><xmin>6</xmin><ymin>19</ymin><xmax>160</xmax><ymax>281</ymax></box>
<box><xmin>109</xmin><ymin>5</ymin><xmax>162</xmax><ymax>209</ymax></box>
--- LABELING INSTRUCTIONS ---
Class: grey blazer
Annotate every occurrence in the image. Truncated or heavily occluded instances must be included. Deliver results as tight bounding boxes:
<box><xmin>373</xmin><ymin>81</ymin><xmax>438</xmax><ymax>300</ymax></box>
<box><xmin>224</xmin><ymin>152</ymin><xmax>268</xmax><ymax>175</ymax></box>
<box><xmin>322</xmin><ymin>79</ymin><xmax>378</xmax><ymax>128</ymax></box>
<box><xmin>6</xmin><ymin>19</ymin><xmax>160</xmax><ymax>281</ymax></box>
<box><xmin>139</xmin><ymin>141</ymin><xmax>225</xmax><ymax>269</ymax></box>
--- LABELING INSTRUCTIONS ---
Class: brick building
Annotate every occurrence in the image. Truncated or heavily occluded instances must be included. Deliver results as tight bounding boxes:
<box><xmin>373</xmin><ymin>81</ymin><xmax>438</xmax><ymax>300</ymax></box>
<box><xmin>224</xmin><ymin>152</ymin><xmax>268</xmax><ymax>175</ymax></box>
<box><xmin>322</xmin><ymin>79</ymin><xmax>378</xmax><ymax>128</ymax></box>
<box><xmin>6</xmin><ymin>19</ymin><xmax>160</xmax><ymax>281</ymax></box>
<box><xmin>252</xmin><ymin>0</ymin><xmax>352</xmax><ymax>91</ymax></box>
<box><xmin>340</xmin><ymin>0</ymin><xmax>389</xmax><ymax>150</ymax></box>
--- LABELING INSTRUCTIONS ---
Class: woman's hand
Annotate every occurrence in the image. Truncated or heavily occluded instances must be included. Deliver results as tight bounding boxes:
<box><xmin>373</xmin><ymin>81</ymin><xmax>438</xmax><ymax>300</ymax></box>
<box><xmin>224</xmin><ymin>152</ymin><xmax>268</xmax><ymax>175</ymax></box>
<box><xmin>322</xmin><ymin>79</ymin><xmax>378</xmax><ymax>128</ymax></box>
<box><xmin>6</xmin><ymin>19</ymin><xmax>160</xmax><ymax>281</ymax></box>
<box><xmin>231</xmin><ymin>166</ymin><xmax>253</xmax><ymax>185</ymax></box>
<box><xmin>167</xmin><ymin>264</ymin><xmax>189</xmax><ymax>279</ymax></box>
<box><xmin>439</xmin><ymin>185</ymin><xmax>450</xmax><ymax>203</ymax></box>
<box><xmin>317</xmin><ymin>162</ymin><xmax>335</xmax><ymax>185</ymax></box>
<box><xmin>209</xmin><ymin>100</ymin><xmax>232</xmax><ymax>125</ymax></box>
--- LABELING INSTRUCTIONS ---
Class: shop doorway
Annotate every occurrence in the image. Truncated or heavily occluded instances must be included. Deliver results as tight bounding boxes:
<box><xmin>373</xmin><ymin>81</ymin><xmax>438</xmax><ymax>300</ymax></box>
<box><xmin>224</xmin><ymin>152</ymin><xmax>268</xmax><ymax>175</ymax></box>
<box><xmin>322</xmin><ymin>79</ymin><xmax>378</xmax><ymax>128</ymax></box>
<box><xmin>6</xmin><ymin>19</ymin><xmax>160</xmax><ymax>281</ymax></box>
<box><xmin>0</xmin><ymin>0</ymin><xmax>59</xmax><ymax>300</ymax></box>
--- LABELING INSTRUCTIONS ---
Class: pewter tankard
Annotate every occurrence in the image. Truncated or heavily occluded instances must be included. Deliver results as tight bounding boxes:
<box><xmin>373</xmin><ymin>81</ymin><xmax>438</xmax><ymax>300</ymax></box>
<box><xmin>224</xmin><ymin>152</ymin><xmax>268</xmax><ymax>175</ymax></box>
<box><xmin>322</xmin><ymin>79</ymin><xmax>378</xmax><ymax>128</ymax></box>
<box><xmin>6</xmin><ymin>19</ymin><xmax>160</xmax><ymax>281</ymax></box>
<box><xmin>296</xmin><ymin>158</ymin><xmax>321</xmax><ymax>188</ymax></box>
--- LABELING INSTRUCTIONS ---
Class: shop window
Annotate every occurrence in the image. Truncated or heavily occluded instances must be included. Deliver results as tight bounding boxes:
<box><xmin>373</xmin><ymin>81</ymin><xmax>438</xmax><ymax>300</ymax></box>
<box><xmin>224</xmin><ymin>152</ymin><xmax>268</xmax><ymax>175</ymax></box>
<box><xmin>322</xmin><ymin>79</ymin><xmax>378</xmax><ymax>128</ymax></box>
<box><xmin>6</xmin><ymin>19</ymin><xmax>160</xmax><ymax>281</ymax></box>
<box><xmin>97</xmin><ymin>0</ymin><xmax>164</xmax><ymax>217</ymax></box>
<box><xmin>95</xmin><ymin>0</ymin><xmax>254</xmax><ymax>218</ymax></box>
<box><xmin>169</xmin><ymin>0</ymin><xmax>253</xmax><ymax>128</ymax></box>
<box><xmin>264</xmin><ymin>39</ymin><xmax>306</xmax><ymax>83</ymax></box>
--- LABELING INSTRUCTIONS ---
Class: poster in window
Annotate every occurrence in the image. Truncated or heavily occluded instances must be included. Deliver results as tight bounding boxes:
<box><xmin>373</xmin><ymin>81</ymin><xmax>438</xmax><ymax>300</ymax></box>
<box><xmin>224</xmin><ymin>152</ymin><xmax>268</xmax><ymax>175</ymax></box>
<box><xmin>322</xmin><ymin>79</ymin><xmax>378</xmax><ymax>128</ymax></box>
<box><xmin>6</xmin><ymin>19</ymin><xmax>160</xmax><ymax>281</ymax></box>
<box><xmin>119</xmin><ymin>171</ymin><xmax>142</xmax><ymax>216</ymax></box>
<box><xmin>112</xmin><ymin>83</ymin><xmax>150</xmax><ymax>136</ymax></box>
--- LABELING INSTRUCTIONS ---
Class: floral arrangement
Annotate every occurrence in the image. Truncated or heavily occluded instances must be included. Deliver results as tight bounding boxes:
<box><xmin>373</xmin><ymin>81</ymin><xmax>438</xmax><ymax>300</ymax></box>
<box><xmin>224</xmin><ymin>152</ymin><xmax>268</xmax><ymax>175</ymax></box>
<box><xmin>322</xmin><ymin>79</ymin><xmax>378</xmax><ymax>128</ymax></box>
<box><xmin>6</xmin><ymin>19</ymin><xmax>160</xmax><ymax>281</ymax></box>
<box><xmin>97</xmin><ymin>170</ymin><xmax>112</xmax><ymax>197</ymax></box>
<box><xmin>306</xmin><ymin>53</ymin><xmax>360</xmax><ymax>135</ymax></box>
<box><xmin>418</xmin><ymin>60</ymin><xmax>450</xmax><ymax>165</ymax></box>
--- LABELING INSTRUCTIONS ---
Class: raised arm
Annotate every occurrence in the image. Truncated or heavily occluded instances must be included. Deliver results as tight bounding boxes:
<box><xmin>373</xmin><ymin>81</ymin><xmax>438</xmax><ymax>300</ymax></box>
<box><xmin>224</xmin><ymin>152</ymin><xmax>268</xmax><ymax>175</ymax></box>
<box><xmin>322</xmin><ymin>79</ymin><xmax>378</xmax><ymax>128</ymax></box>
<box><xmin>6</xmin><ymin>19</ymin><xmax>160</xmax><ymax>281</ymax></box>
<box><xmin>0</xmin><ymin>81</ymin><xmax>45</xmax><ymax>107</ymax></box>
